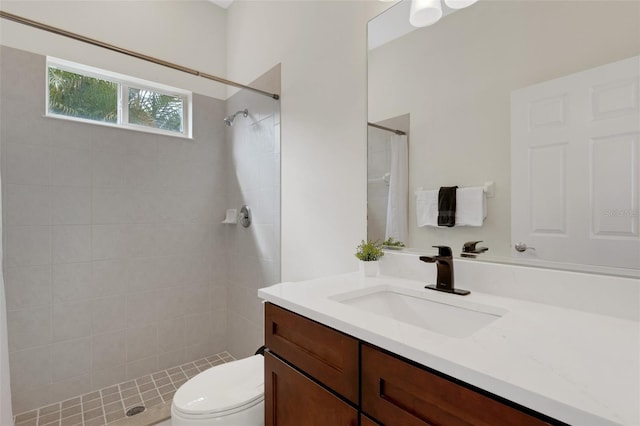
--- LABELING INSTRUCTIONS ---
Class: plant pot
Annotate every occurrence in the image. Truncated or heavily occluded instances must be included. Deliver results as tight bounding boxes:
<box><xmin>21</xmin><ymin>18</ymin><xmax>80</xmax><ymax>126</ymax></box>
<box><xmin>359</xmin><ymin>260</ymin><xmax>380</xmax><ymax>277</ymax></box>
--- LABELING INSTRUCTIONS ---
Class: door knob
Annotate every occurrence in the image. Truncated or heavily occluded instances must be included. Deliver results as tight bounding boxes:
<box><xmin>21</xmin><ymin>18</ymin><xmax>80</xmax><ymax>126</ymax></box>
<box><xmin>514</xmin><ymin>242</ymin><xmax>535</xmax><ymax>252</ymax></box>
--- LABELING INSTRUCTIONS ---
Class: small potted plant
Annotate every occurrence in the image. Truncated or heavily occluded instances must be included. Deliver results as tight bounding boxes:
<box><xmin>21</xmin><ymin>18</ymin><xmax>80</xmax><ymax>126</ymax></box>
<box><xmin>355</xmin><ymin>240</ymin><xmax>384</xmax><ymax>277</ymax></box>
<box><xmin>382</xmin><ymin>237</ymin><xmax>406</xmax><ymax>249</ymax></box>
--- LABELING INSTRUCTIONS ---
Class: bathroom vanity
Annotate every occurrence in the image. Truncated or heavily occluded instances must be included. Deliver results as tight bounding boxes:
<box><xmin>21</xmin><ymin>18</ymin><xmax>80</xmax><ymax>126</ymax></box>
<box><xmin>259</xmin><ymin>252</ymin><xmax>639</xmax><ymax>426</ymax></box>
<box><xmin>264</xmin><ymin>303</ymin><xmax>550</xmax><ymax>425</ymax></box>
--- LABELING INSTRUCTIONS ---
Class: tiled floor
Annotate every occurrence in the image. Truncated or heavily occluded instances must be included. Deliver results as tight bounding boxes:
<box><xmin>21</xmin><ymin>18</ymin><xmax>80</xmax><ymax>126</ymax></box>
<box><xmin>13</xmin><ymin>352</ymin><xmax>235</xmax><ymax>426</ymax></box>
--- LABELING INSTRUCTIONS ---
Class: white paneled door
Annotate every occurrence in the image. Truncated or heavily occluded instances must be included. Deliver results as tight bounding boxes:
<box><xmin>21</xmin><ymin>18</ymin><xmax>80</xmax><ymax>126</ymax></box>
<box><xmin>511</xmin><ymin>56</ymin><xmax>640</xmax><ymax>269</ymax></box>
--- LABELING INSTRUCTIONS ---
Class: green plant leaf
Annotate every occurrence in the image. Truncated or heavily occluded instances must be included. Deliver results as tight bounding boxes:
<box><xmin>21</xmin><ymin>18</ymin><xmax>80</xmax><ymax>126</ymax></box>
<box><xmin>355</xmin><ymin>240</ymin><xmax>384</xmax><ymax>261</ymax></box>
<box><xmin>382</xmin><ymin>237</ymin><xmax>405</xmax><ymax>247</ymax></box>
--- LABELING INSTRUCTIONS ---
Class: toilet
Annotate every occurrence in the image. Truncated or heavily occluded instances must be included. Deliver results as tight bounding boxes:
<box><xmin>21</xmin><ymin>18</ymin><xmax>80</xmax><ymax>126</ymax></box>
<box><xmin>171</xmin><ymin>355</ymin><xmax>264</xmax><ymax>425</ymax></box>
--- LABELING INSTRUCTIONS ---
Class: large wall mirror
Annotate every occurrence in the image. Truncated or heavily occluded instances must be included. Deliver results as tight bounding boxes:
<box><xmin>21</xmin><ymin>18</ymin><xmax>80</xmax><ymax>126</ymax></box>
<box><xmin>368</xmin><ymin>0</ymin><xmax>640</xmax><ymax>275</ymax></box>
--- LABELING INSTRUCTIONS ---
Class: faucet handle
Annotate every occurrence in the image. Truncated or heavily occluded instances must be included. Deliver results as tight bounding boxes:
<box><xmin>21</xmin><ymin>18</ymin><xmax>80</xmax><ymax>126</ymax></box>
<box><xmin>432</xmin><ymin>245</ymin><xmax>453</xmax><ymax>257</ymax></box>
<box><xmin>462</xmin><ymin>241</ymin><xmax>482</xmax><ymax>253</ymax></box>
<box><xmin>462</xmin><ymin>241</ymin><xmax>489</xmax><ymax>254</ymax></box>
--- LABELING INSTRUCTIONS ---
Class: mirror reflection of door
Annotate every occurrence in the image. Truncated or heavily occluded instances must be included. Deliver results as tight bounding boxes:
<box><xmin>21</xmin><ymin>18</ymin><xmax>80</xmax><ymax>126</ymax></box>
<box><xmin>367</xmin><ymin>114</ymin><xmax>410</xmax><ymax>244</ymax></box>
<box><xmin>511</xmin><ymin>56</ymin><xmax>640</xmax><ymax>269</ymax></box>
<box><xmin>368</xmin><ymin>0</ymin><xmax>640</xmax><ymax>273</ymax></box>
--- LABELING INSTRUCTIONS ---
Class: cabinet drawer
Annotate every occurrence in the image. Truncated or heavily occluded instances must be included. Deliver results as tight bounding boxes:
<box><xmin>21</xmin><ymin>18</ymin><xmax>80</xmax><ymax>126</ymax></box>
<box><xmin>265</xmin><ymin>352</ymin><xmax>358</xmax><ymax>426</ymax></box>
<box><xmin>265</xmin><ymin>303</ymin><xmax>359</xmax><ymax>403</ymax></box>
<box><xmin>361</xmin><ymin>345</ymin><xmax>551</xmax><ymax>426</ymax></box>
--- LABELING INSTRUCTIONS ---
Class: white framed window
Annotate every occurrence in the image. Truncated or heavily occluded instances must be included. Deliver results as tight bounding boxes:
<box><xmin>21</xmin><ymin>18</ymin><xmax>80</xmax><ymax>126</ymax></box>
<box><xmin>46</xmin><ymin>57</ymin><xmax>192</xmax><ymax>138</ymax></box>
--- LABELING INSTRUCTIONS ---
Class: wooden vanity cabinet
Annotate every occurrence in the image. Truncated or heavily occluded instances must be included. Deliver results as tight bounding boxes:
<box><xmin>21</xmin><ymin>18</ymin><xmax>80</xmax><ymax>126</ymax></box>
<box><xmin>264</xmin><ymin>303</ymin><xmax>359</xmax><ymax>403</ymax></box>
<box><xmin>361</xmin><ymin>344</ymin><xmax>550</xmax><ymax>426</ymax></box>
<box><xmin>264</xmin><ymin>303</ymin><xmax>554</xmax><ymax>426</ymax></box>
<box><xmin>264</xmin><ymin>351</ymin><xmax>358</xmax><ymax>426</ymax></box>
<box><xmin>360</xmin><ymin>414</ymin><xmax>381</xmax><ymax>426</ymax></box>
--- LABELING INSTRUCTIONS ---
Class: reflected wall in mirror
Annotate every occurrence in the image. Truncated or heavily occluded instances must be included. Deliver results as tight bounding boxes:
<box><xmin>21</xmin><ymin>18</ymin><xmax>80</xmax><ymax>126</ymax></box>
<box><xmin>368</xmin><ymin>0</ymin><xmax>640</xmax><ymax>273</ymax></box>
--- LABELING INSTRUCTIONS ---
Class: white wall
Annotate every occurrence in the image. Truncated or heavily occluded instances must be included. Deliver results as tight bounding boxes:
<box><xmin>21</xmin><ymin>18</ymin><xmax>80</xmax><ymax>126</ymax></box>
<box><xmin>0</xmin><ymin>0</ymin><xmax>228</xmax><ymax>99</ymax></box>
<box><xmin>226</xmin><ymin>0</ymin><xmax>390</xmax><ymax>281</ymax></box>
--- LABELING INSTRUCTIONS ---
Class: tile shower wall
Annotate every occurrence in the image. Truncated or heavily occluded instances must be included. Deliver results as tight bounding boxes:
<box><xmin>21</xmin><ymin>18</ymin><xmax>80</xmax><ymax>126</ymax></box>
<box><xmin>1</xmin><ymin>46</ymin><xmax>229</xmax><ymax>413</ymax></box>
<box><xmin>225</xmin><ymin>66</ymin><xmax>281</xmax><ymax>358</ymax></box>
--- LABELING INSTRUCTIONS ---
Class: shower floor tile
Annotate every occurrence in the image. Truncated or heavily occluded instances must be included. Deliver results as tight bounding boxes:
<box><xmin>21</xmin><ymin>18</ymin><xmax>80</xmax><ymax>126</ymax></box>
<box><xmin>13</xmin><ymin>351</ymin><xmax>235</xmax><ymax>426</ymax></box>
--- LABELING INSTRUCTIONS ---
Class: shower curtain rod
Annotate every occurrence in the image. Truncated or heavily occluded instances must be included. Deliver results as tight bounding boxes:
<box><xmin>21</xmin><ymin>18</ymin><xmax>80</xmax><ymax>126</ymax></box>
<box><xmin>367</xmin><ymin>122</ymin><xmax>406</xmax><ymax>136</ymax></box>
<box><xmin>0</xmin><ymin>10</ymin><xmax>280</xmax><ymax>100</ymax></box>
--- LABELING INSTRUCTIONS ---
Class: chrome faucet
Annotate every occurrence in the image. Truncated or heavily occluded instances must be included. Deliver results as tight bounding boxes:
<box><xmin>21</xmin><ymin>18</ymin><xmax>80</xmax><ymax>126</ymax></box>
<box><xmin>420</xmin><ymin>246</ymin><xmax>470</xmax><ymax>296</ymax></box>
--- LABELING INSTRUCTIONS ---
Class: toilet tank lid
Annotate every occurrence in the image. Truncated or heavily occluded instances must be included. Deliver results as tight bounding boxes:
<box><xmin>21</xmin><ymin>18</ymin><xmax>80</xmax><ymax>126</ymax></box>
<box><xmin>172</xmin><ymin>355</ymin><xmax>264</xmax><ymax>415</ymax></box>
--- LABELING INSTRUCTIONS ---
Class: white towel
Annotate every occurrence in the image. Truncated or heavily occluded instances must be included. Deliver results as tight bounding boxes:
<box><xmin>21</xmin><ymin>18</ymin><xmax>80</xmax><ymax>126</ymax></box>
<box><xmin>416</xmin><ymin>189</ymin><xmax>439</xmax><ymax>227</ymax></box>
<box><xmin>416</xmin><ymin>187</ymin><xmax>486</xmax><ymax>227</ymax></box>
<box><xmin>456</xmin><ymin>187</ymin><xmax>486</xmax><ymax>226</ymax></box>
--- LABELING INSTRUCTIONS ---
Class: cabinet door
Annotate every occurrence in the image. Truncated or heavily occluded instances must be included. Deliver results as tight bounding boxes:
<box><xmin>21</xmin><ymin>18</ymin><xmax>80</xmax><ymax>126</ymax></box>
<box><xmin>361</xmin><ymin>414</ymin><xmax>381</xmax><ymax>426</ymax></box>
<box><xmin>265</xmin><ymin>303</ymin><xmax>359</xmax><ymax>403</ymax></box>
<box><xmin>361</xmin><ymin>345</ymin><xmax>551</xmax><ymax>426</ymax></box>
<box><xmin>265</xmin><ymin>351</ymin><xmax>358</xmax><ymax>426</ymax></box>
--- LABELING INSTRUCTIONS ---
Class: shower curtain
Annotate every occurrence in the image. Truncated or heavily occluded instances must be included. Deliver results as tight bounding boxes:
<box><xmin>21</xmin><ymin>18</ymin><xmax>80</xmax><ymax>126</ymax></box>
<box><xmin>0</xmin><ymin>163</ymin><xmax>12</xmax><ymax>423</ymax></box>
<box><xmin>0</xmin><ymin>274</ymin><xmax>11</xmax><ymax>424</ymax></box>
<box><xmin>385</xmin><ymin>134</ymin><xmax>408</xmax><ymax>243</ymax></box>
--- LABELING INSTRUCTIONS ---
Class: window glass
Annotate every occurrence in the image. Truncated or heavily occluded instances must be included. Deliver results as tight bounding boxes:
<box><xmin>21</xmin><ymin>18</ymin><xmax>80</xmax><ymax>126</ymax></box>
<box><xmin>128</xmin><ymin>88</ymin><xmax>184</xmax><ymax>133</ymax></box>
<box><xmin>46</xmin><ymin>58</ymin><xmax>191</xmax><ymax>138</ymax></box>
<box><xmin>48</xmin><ymin>67</ymin><xmax>118</xmax><ymax>123</ymax></box>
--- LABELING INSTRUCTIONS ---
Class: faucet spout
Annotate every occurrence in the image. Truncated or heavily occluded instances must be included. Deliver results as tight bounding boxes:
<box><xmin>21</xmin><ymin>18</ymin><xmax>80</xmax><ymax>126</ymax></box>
<box><xmin>420</xmin><ymin>246</ymin><xmax>470</xmax><ymax>296</ymax></box>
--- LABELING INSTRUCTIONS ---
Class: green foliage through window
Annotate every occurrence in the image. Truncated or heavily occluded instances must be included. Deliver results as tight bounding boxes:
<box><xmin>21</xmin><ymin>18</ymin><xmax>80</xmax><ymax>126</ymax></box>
<box><xmin>128</xmin><ymin>88</ymin><xmax>183</xmax><ymax>132</ymax></box>
<box><xmin>47</xmin><ymin>61</ymin><xmax>189</xmax><ymax>136</ymax></box>
<box><xmin>48</xmin><ymin>68</ymin><xmax>118</xmax><ymax>123</ymax></box>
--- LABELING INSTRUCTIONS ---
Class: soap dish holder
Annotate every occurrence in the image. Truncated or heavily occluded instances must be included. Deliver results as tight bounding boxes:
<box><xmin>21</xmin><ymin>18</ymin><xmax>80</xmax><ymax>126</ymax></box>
<box><xmin>221</xmin><ymin>209</ymin><xmax>238</xmax><ymax>224</ymax></box>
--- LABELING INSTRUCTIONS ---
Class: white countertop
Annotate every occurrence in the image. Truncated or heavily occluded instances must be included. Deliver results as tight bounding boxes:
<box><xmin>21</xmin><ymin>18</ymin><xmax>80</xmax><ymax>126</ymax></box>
<box><xmin>258</xmin><ymin>273</ymin><xmax>640</xmax><ymax>426</ymax></box>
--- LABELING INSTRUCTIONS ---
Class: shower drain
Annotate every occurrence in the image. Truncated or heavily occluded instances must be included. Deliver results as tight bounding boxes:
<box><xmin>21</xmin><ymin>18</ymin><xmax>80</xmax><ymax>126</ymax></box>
<box><xmin>126</xmin><ymin>406</ymin><xmax>146</xmax><ymax>417</ymax></box>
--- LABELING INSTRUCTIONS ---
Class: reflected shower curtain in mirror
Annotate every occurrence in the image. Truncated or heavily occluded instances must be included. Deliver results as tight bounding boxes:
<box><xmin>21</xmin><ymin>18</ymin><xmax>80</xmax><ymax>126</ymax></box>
<box><xmin>385</xmin><ymin>134</ymin><xmax>408</xmax><ymax>243</ymax></box>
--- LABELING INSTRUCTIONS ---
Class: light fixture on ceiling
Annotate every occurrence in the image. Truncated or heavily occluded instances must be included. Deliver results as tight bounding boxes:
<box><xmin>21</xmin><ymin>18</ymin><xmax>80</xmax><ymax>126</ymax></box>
<box><xmin>444</xmin><ymin>0</ymin><xmax>478</xmax><ymax>9</ymax></box>
<box><xmin>409</xmin><ymin>0</ymin><xmax>442</xmax><ymax>27</ymax></box>
<box><xmin>409</xmin><ymin>0</ymin><xmax>478</xmax><ymax>27</ymax></box>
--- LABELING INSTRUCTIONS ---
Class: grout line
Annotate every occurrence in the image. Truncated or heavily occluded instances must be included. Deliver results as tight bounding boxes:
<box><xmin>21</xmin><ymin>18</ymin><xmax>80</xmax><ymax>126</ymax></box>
<box><xmin>79</xmin><ymin>397</ymin><xmax>84</xmax><ymax>424</ymax></box>
<box><xmin>147</xmin><ymin>373</ymin><xmax>163</xmax><ymax>406</ymax></box>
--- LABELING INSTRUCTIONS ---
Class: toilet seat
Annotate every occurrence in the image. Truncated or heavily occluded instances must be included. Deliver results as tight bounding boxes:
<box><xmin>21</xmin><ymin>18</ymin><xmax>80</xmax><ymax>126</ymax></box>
<box><xmin>172</xmin><ymin>355</ymin><xmax>264</xmax><ymax>419</ymax></box>
<box><xmin>172</xmin><ymin>396</ymin><xmax>263</xmax><ymax>421</ymax></box>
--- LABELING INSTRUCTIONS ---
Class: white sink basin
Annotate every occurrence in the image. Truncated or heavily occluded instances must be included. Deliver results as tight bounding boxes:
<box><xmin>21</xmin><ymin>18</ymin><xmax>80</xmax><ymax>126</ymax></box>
<box><xmin>330</xmin><ymin>285</ymin><xmax>507</xmax><ymax>338</ymax></box>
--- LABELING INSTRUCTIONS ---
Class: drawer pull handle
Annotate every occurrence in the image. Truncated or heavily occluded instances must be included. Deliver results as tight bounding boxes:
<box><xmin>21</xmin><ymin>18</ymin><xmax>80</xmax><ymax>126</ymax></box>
<box><xmin>379</xmin><ymin>377</ymin><xmax>385</xmax><ymax>397</ymax></box>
